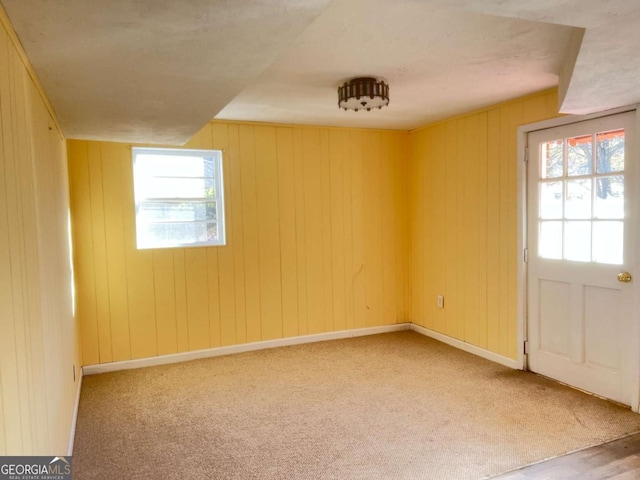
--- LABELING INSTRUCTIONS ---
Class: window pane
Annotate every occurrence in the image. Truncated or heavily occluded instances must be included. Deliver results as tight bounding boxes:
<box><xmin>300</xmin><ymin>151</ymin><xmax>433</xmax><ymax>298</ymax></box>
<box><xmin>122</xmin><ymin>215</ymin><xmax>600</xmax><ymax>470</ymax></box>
<box><xmin>564</xmin><ymin>221</ymin><xmax>591</xmax><ymax>262</ymax></box>
<box><xmin>136</xmin><ymin>177</ymin><xmax>216</xmax><ymax>199</ymax></box>
<box><xmin>593</xmin><ymin>221</ymin><xmax>623</xmax><ymax>265</ymax></box>
<box><xmin>565</xmin><ymin>179</ymin><xmax>591</xmax><ymax>219</ymax></box>
<box><xmin>567</xmin><ymin>135</ymin><xmax>592</xmax><ymax>176</ymax></box>
<box><xmin>137</xmin><ymin>221</ymin><xmax>218</xmax><ymax>248</ymax></box>
<box><xmin>594</xmin><ymin>175</ymin><xmax>624</xmax><ymax>219</ymax></box>
<box><xmin>539</xmin><ymin>221</ymin><xmax>562</xmax><ymax>259</ymax></box>
<box><xmin>135</xmin><ymin>153</ymin><xmax>219</xmax><ymax>178</ymax></box>
<box><xmin>540</xmin><ymin>182</ymin><xmax>563</xmax><ymax>219</ymax></box>
<box><xmin>132</xmin><ymin>147</ymin><xmax>225</xmax><ymax>249</ymax></box>
<box><xmin>541</xmin><ymin>140</ymin><xmax>563</xmax><ymax>178</ymax></box>
<box><xmin>138</xmin><ymin>201</ymin><xmax>217</xmax><ymax>223</ymax></box>
<box><xmin>596</xmin><ymin>129</ymin><xmax>624</xmax><ymax>173</ymax></box>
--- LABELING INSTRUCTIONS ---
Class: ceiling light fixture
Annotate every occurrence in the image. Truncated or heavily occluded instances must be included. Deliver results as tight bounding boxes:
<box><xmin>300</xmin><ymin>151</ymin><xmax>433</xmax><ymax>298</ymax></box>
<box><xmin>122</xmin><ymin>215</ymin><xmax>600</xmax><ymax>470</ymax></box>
<box><xmin>338</xmin><ymin>77</ymin><xmax>389</xmax><ymax>112</ymax></box>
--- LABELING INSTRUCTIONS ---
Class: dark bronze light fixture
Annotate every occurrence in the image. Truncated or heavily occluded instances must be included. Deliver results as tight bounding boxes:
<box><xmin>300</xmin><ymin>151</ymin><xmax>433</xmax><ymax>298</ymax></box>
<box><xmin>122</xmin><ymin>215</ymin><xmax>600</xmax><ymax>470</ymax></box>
<box><xmin>338</xmin><ymin>77</ymin><xmax>389</xmax><ymax>112</ymax></box>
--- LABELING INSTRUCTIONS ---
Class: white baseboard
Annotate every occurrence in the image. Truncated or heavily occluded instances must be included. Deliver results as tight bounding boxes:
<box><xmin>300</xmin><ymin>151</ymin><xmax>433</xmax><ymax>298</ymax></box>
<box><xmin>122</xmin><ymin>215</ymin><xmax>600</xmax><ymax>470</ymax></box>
<box><xmin>83</xmin><ymin>323</ymin><xmax>411</xmax><ymax>375</ymax></box>
<box><xmin>67</xmin><ymin>367</ymin><xmax>83</xmax><ymax>456</ymax></box>
<box><xmin>411</xmin><ymin>324</ymin><xmax>521</xmax><ymax>370</ymax></box>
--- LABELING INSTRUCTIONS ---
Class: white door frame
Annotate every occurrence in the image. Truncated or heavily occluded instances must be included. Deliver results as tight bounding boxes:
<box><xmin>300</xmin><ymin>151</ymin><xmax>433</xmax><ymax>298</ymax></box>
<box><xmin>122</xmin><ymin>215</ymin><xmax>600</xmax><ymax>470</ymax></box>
<box><xmin>516</xmin><ymin>104</ymin><xmax>640</xmax><ymax>412</ymax></box>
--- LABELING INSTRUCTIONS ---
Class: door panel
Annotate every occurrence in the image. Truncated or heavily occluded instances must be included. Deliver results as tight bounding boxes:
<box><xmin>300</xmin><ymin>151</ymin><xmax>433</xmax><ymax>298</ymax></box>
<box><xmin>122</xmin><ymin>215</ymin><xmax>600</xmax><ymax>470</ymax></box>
<box><xmin>539</xmin><ymin>279</ymin><xmax>570</xmax><ymax>357</ymax></box>
<box><xmin>527</xmin><ymin>111</ymin><xmax>637</xmax><ymax>406</ymax></box>
<box><xmin>584</xmin><ymin>286</ymin><xmax>620</xmax><ymax>370</ymax></box>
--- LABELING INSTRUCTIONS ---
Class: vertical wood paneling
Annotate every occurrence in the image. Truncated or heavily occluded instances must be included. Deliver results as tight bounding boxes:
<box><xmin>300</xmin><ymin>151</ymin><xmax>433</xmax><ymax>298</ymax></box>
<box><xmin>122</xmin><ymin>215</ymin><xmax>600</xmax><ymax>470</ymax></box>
<box><xmin>152</xmin><ymin>250</ymin><xmax>177</xmax><ymax>355</ymax></box>
<box><xmin>409</xmin><ymin>90</ymin><xmax>560</xmax><ymax>360</ymax></box>
<box><xmin>409</xmin><ymin>130</ymin><xmax>424</xmax><ymax>326</ymax></box>
<box><xmin>12</xmin><ymin>57</ymin><xmax>46</xmax><ymax>453</ymax></box>
<box><xmin>430</xmin><ymin>125</ymin><xmax>446</xmax><ymax>333</ymax></box>
<box><xmin>292</xmin><ymin>127</ymin><xmax>308</xmax><ymax>336</ymax></box>
<box><xmin>350</xmin><ymin>131</ymin><xmax>366</xmax><ymax>329</ymax></box>
<box><xmin>302</xmin><ymin>128</ymin><xmax>324</xmax><ymax>334</ymax></box>
<box><xmin>228</xmin><ymin>124</ymin><xmax>247</xmax><ymax>345</ymax></box>
<box><xmin>206</xmin><ymin>246</ymin><xmax>222</xmax><ymax>348</ymax></box>
<box><xmin>394</xmin><ymin>133</ymin><xmax>409</xmax><ymax>323</ymax></box>
<box><xmin>203</xmin><ymin>125</ymin><xmax>222</xmax><ymax>349</ymax></box>
<box><xmin>363</xmin><ymin>132</ymin><xmax>383</xmax><ymax>327</ymax></box>
<box><xmin>476</xmin><ymin>113</ymin><xmax>489</xmax><ymax>349</ymax></box>
<box><xmin>238</xmin><ymin>125</ymin><xmax>262</xmax><ymax>342</ymax></box>
<box><xmin>462</xmin><ymin>115</ymin><xmax>480</xmax><ymax>346</ymax></box>
<box><xmin>212</xmin><ymin>123</ymin><xmax>237</xmax><ymax>346</ymax></box>
<box><xmin>441</xmin><ymin>122</ymin><xmax>455</xmax><ymax>337</ymax></box>
<box><xmin>69</xmin><ymin>122</ymin><xmax>409</xmax><ymax>364</ymax></box>
<box><xmin>0</xmin><ymin>8</ymin><xmax>80</xmax><ymax>455</ymax></box>
<box><xmin>277</xmin><ymin>127</ymin><xmax>299</xmax><ymax>338</ymax></box>
<box><xmin>320</xmin><ymin>130</ymin><xmax>334</xmax><ymax>333</ymax></box>
<box><xmin>0</xmin><ymin>26</ymin><xmax>25</xmax><ymax>452</ymax></box>
<box><xmin>181</xmin><ymin>128</ymin><xmax>213</xmax><ymax>351</ymax></box>
<box><xmin>184</xmin><ymin>248</ymin><xmax>210</xmax><ymax>351</ymax></box>
<box><xmin>423</xmin><ymin>129</ymin><xmax>435</xmax><ymax>330</ymax></box>
<box><xmin>506</xmin><ymin>102</ymin><xmax>524</xmax><ymax>359</ymax></box>
<box><xmin>329</xmin><ymin>130</ymin><xmax>347</xmax><ymax>331</ymax></box>
<box><xmin>342</xmin><ymin>130</ymin><xmax>355</xmax><ymax>331</ymax></box>
<box><xmin>121</xmin><ymin>144</ymin><xmax>157</xmax><ymax>360</ymax></box>
<box><xmin>498</xmin><ymin>104</ymin><xmax>511</xmax><ymax>356</ymax></box>
<box><xmin>68</xmin><ymin>142</ymin><xmax>99</xmax><ymax>365</ymax></box>
<box><xmin>100</xmin><ymin>142</ymin><xmax>131</xmax><ymax>361</ymax></box>
<box><xmin>486</xmin><ymin>109</ymin><xmax>502</xmax><ymax>353</ymax></box>
<box><xmin>173</xmin><ymin>250</ymin><xmax>189</xmax><ymax>352</ymax></box>
<box><xmin>87</xmin><ymin>142</ymin><xmax>113</xmax><ymax>363</ymax></box>
<box><xmin>255</xmin><ymin>126</ymin><xmax>283</xmax><ymax>341</ymax></box>
<box><xmin>381</xmin><ymin>133</ymin><xmax>396</xmax><ymax>325</ymax></box>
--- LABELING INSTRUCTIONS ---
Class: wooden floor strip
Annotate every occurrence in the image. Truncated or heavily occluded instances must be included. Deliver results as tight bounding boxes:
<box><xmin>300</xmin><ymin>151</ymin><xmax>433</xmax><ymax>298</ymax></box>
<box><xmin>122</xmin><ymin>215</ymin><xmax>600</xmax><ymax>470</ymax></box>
<box><xmin>492</xmin><ymin>432</ymin><xmax>640</xmax><ymax>479</ymax></box>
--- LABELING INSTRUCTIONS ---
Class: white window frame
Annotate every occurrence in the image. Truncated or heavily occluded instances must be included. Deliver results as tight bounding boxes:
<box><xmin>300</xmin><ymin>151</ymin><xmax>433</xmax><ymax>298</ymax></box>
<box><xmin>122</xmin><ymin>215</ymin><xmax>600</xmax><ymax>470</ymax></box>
<box><xmin>132</xmin><ymin>147</ymin><xmax>226</xmax><ymax>249</ymax></box>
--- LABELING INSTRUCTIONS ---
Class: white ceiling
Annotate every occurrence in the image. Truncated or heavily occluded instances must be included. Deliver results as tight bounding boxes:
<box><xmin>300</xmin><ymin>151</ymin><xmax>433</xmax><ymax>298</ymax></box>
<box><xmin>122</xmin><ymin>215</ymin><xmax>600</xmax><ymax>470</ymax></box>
<box><xmin>2</xmin><ymin>0</ymin><xmax>640</xmax><ymax>144</ymax></box>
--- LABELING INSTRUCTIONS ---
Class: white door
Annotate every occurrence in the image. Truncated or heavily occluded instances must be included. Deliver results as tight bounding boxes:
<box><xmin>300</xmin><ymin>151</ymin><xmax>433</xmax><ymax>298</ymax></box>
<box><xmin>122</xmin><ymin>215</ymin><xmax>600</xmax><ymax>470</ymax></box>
<box><xmin>527</xmin><ymin>111</ymin><xmax>638</xmax><ymax>406</ymax></box>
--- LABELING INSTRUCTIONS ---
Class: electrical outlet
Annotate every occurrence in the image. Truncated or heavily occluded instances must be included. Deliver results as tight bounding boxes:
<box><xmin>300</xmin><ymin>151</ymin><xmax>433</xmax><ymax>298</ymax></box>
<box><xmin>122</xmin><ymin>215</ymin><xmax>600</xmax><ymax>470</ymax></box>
<box><xmin>437</xmin><ymin>295</ymin><xmax>444</xmax><ymax>308</ymax></box>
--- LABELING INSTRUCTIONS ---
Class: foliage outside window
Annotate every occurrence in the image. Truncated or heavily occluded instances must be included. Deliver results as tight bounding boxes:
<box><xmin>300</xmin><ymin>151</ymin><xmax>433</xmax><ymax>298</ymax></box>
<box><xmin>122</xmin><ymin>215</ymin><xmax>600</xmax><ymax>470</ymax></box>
<box><xmin>132</xmin><ymin>147</ymin><xmax>226</xmax><ymax>249</ymax></box>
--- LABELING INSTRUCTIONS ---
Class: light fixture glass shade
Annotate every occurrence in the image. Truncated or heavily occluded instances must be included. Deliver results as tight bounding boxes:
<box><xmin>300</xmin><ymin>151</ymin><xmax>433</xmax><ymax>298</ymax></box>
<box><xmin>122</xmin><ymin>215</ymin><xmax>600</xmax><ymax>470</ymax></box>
<box><xmin>338</xmin><ymin>77</ymin><xmax>389</xmax><ymax>112</ymax></box>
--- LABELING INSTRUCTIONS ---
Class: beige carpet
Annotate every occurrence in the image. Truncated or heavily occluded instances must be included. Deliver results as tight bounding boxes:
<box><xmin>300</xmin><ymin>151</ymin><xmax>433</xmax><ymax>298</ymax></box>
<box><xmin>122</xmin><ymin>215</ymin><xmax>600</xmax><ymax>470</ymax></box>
<box><xmin>73</xmin><ymin>331</ymin><xmax>640</xmax><ymax>479</ymax></box>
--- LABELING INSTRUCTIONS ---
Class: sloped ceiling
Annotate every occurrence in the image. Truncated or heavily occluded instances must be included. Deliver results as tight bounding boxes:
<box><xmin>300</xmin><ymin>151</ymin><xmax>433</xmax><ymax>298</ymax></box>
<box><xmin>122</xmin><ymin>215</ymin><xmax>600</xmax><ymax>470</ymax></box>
<box><xmin>2</xmin><ymin>0</ymin><xmax>639</xmax><ymax>144</ymax></box>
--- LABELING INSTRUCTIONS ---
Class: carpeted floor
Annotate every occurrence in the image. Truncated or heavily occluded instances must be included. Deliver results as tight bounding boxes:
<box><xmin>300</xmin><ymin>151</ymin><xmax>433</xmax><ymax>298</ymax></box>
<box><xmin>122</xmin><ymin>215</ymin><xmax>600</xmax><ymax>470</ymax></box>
<box><xmin>73</xmin><ymin>331</ymin><xmax>640</xmax><ymax>479</ymax></box>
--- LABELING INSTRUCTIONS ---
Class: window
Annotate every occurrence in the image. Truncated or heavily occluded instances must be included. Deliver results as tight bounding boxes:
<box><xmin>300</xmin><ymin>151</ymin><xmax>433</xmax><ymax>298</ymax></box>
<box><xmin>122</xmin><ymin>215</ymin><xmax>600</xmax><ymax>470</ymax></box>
<box><xmin>132</xmin><ymin>147</ymin><xmax>225</xmax><ymax>249</ymax></box>
<box><xmin>537</xmin><ymin>128</ymin><xmax>624</xmax><ymax>264</ymax></box>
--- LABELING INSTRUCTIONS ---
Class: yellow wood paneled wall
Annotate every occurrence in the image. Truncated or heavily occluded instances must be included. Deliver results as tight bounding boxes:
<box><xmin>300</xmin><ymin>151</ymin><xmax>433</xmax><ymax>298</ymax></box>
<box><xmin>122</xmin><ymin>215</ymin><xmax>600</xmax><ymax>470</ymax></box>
<box><xmin>0</xmin><ymin>8</ymin><xmax>80</xmax><ymax>455</ymax></box>
<box><xmin>68</xmin><ymin>123</ymin><xmax>410</xmax><ymax>365</ymax></box>
<box><xmin>409</xmin><ymin>90</ymin><xmax>560</xmax><ymax>359</ymax></box>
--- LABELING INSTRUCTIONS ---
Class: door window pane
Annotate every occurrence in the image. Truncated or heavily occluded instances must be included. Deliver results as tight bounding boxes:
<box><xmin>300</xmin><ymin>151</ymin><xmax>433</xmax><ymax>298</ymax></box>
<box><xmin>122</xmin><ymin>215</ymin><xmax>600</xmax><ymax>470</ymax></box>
<box><xmin>539</xmin><ymin>221</ymin><xmax>563</xmax><ymax>259</ymax></box>
<box><xmin>593</xmin><ymin>221</ymin><xmax>623</xmax><ymax>264</ymax></box>
<box><xmin>540</xmin><ymin>182</ymin><xmax>563</xmax><ymax>219</ymax></box>
<box><xmin>594</xmin><ymin>175</ymin><xmax>624</xmax><ymax>219</ymax></box>
<box><xmin>541</xmin><ymin>140</ymin><xmax>563</xmax><ymax>178</ymax></box>
<box><xmin>564</xmin><ymin>221</ymin><xmax>591</xmax><ymax>262</ymax></box>
<box><xmin>536</xmin><ymin>125</ymin><xmax>626</xmax><ymax>265</ymax></box>
<box><xmin>596</xmin><ymin>129</ymin><xmax>624</xmax><ymax>173</ymax></box>
<box><xmin>567</xmin><ymin>135</ymin><xmax>593</xmax><ymax>176</ymax></box>
<box><xmin>565</xmin><ymin>179</ymin><xmax>591</xmax><ymax>219</ymax></box>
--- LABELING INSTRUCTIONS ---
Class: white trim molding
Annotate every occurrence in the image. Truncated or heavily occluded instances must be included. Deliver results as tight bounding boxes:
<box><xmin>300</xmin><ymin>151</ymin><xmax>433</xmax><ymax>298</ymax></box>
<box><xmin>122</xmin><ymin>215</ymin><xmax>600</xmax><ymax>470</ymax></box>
<box><xmin>410</xmin><ymin>324</ymin><xmax>520</xmax><ymax>370</ymax></box>
<box><xmin>67</xmin><ymin>367</ymin><xmax>83</xmax><ymax>456</ymax></box>
<box><xmin>83</xmin><ymin>323</ymin><xmax>411</xmax><ymax>375</ymax></box>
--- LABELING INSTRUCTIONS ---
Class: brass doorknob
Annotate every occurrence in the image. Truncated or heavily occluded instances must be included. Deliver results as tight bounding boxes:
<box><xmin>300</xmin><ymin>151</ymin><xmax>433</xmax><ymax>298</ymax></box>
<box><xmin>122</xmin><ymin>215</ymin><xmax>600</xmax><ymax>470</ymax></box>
<box><xmin>617</xmin><ymin>272</ymin><xmax>632</xmax><ymax>283</ymax></box>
